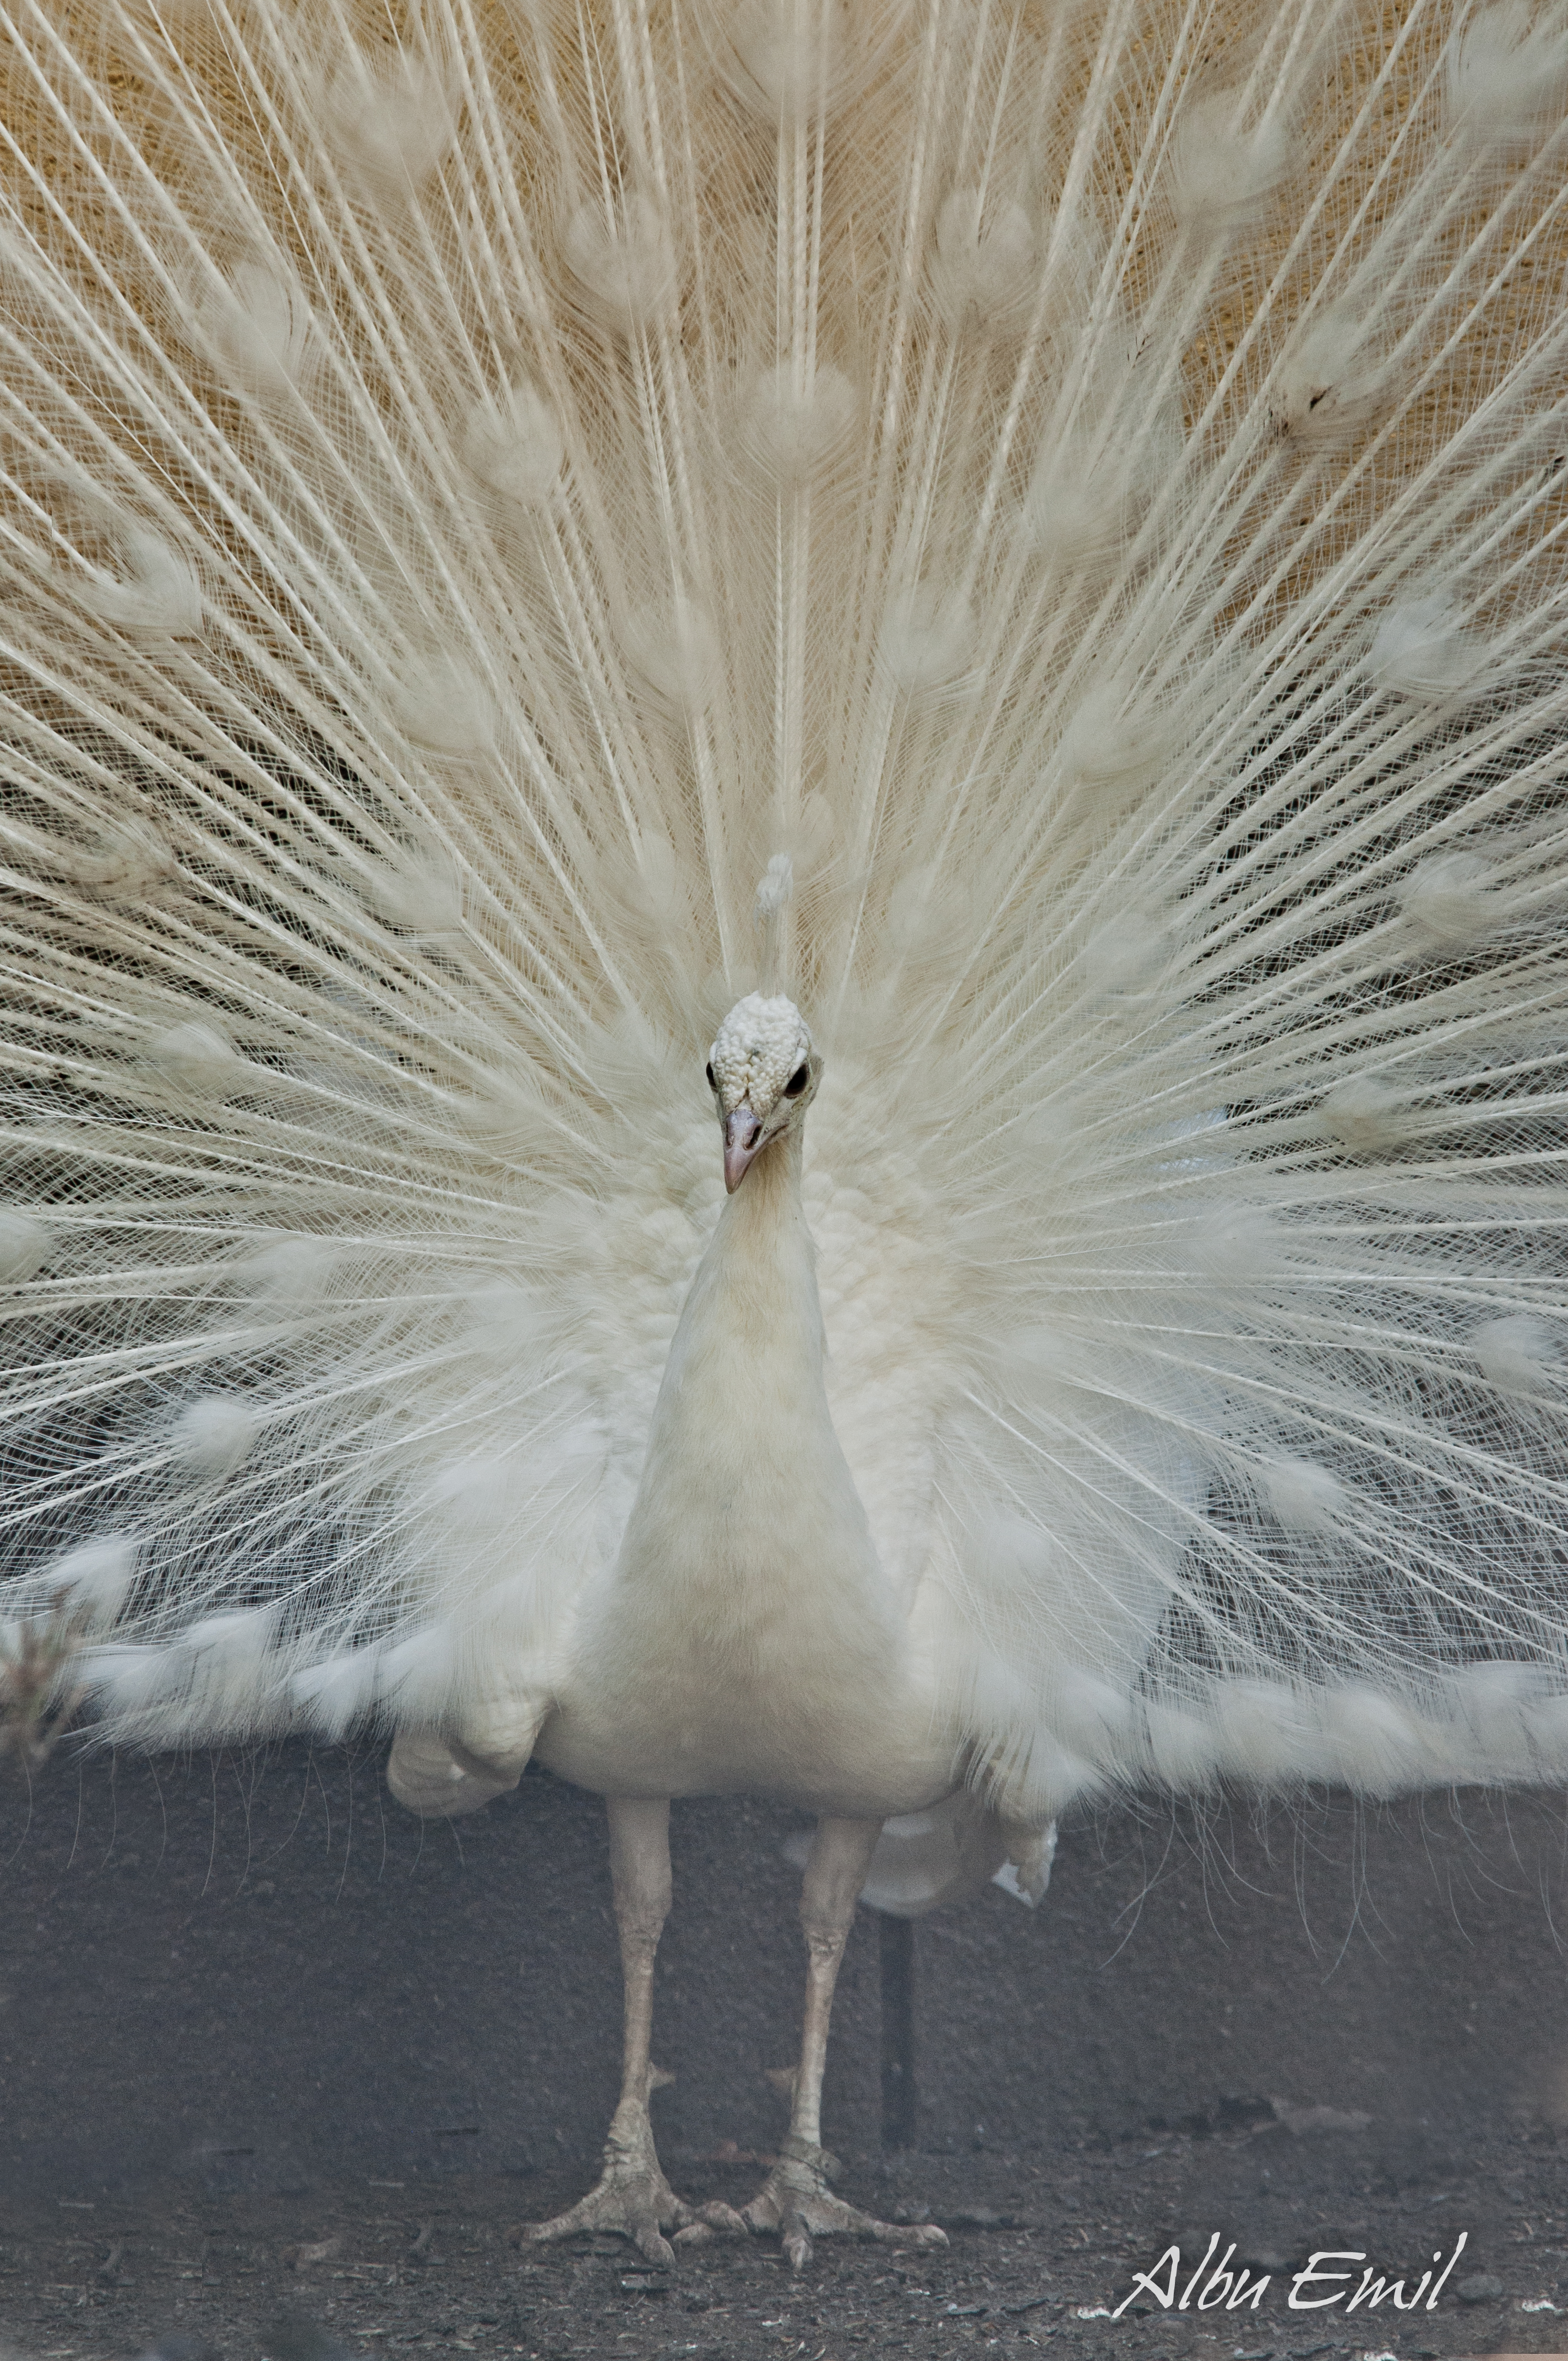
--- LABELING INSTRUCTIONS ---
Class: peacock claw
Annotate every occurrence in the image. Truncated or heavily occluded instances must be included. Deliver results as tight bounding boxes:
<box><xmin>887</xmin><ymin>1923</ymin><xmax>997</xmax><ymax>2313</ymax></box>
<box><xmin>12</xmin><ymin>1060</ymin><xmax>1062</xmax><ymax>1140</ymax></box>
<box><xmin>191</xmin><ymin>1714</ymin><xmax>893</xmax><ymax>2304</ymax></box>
<box><xmin>523</xmin><ymin>2111</ymin><xmax>744</xmax><ymax>2268</ymax></box>
<box><xmin>743</xmin><ymin>2135</ymin><xmax>948</xmax><ymax>2272</ymax></box>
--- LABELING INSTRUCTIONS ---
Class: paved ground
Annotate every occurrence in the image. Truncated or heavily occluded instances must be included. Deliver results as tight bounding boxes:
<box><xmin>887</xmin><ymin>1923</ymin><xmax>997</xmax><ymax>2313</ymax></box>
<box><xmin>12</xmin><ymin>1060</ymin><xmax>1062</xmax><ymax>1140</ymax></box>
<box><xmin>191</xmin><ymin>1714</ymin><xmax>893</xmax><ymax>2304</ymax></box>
<box><xmin>2</xmin><ymin>1745</ymin><xmax>1566</xmax><ymax>2359</ymax></box>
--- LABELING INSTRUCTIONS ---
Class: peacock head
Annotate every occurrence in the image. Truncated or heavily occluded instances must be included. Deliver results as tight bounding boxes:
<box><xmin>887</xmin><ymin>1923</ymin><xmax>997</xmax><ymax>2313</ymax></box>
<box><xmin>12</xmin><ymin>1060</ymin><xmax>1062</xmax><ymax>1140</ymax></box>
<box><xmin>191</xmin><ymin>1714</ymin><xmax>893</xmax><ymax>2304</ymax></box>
<box><xmin>706</xmin><ymin>994</ymin><xmax>820</xmax><ymax>1193</ymax></box>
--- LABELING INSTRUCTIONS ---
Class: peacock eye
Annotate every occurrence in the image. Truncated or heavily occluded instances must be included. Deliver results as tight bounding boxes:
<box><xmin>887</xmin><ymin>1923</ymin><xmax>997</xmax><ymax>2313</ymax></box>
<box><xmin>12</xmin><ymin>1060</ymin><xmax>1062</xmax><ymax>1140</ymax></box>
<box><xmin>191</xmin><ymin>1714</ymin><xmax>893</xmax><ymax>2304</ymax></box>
<box><xmin>705</xmin><ymin>1061</ymin><xmax>716</xmax><ymax>1090</ymax></box>
<box><xmin>785</xmin><ymin>1063</ymin><xmax>809</xmax><ymax>1097</ymax></box>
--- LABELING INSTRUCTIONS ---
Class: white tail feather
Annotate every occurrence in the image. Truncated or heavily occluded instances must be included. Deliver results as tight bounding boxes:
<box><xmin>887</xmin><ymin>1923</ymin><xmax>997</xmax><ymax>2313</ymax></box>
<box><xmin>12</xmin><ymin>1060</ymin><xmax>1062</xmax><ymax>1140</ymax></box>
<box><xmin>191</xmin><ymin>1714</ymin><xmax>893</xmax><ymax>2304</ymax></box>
<box><xmin>0</xmin><ymin>0</ymin><xmax>1563</xmax><ymax>1809</ymax></box>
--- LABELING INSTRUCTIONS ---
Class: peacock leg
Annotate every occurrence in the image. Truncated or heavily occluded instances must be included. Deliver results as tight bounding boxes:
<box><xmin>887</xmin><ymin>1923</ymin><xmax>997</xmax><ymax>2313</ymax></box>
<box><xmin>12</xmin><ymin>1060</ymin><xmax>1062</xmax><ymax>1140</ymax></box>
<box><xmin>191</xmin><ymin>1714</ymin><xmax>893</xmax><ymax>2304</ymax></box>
<box><xmin>524</xmin><ymin>1794</ymin><xmax>745</xmax><ymax>2267</ymax></box>
<box><xmin>744</xmin><ymin>1815</ymin><xmax>950</xmax><ymax>2272</ymax></box>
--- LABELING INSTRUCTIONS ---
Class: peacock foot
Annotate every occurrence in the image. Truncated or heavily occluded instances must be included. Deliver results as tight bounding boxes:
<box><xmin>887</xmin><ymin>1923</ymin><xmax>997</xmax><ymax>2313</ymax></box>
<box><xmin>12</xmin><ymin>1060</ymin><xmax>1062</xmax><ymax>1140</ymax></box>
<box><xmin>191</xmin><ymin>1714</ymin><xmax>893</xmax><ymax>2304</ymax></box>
<box><xmin>744</xmin><ymin>2135</ymin><xmax>949</xmax><ymax>2273</ymax></box>
<box><xmin>524</xmin><ymin>2107</ymin><xmax>745</xmax><ymax>2269</ymax></box>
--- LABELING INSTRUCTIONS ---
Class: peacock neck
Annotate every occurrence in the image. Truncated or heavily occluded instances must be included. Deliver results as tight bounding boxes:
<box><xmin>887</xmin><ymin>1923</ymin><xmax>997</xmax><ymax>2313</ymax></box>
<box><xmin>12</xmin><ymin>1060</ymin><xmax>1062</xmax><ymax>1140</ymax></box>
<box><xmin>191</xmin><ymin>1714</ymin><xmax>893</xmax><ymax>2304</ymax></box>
<box><xmin>704</xmin><ymin>1122</ymin><xmax>815</xmax><ymax>1341</ymax></box>
<box><xmin>617</xmin><ymin>1110</ymin><xmax>866</xmax><ymax>1599</ymax></box>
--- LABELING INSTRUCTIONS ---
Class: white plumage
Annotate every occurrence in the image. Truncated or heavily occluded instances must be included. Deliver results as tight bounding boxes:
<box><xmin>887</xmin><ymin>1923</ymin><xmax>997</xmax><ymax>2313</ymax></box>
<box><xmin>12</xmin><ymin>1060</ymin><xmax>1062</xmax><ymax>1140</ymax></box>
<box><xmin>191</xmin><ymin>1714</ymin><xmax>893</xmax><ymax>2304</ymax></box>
<box><xmin>1</xmin><ymin>0</ymin><xmax>1567</xmax><ymax>2266</ymax></box>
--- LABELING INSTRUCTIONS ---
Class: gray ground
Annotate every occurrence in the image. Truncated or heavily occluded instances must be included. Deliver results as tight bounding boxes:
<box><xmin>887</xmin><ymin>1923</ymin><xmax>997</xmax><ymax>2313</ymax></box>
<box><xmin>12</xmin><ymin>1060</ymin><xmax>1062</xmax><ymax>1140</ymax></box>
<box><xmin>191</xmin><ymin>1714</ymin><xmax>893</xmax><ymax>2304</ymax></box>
<box><xmin>1</xmin><ymin>1745</ymin><xmax>1566</xmax><ymax>2360</ymax></box>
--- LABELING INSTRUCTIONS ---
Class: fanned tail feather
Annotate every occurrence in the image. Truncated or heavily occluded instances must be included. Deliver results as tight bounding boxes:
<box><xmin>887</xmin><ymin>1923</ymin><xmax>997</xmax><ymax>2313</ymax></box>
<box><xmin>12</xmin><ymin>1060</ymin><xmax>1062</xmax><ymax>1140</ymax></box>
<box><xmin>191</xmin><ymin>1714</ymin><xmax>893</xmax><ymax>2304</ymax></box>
<box><xmin>0</xmin><ymin>0</ymin><xmax>1564</xmax><ymax>1807</ymax></box>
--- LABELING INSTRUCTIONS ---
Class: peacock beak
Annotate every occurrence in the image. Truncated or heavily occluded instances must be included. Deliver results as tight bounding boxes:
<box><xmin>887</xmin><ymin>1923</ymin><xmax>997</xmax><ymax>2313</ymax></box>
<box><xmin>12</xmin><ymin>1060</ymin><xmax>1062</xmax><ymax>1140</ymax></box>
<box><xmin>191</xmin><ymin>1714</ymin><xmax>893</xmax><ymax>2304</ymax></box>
<box><xmin>724</xmin><ymin>1106</ymin><xmax>764</xmax><ymax>1193</ymax></box>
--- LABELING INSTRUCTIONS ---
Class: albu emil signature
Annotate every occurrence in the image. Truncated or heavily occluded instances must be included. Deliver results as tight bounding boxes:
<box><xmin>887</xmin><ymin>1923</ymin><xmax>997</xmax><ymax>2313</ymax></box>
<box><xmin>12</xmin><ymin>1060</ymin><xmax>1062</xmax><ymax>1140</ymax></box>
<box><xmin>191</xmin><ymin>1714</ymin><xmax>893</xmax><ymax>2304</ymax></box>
<box><xmin>1111</xmin><ymin>2232</ymin><xmax>1470</xmax><ymax>2318</ymax></box>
